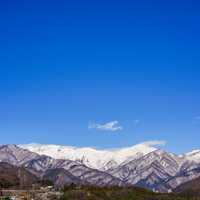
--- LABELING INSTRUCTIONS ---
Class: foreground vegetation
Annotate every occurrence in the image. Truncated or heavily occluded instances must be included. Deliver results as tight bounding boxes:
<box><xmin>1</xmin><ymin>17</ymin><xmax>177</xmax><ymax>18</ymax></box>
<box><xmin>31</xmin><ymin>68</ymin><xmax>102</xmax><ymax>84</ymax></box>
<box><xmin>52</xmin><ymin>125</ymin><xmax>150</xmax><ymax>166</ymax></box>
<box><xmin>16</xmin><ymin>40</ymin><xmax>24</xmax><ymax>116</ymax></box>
<box><xmin>52</xmin><ymin>184</ymin><xmax>193</xmax><ymax>200</ymax></box>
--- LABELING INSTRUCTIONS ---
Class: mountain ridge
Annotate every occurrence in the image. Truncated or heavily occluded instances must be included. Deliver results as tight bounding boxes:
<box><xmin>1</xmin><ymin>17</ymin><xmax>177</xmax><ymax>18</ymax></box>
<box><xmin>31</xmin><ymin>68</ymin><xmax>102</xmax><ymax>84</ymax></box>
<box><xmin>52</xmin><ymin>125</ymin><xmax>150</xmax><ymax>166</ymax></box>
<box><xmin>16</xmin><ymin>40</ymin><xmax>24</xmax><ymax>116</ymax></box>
<box><xmin>1</xmin><ymin>144</ymin><xmax>200</xmax><ymax>192</ymax></box>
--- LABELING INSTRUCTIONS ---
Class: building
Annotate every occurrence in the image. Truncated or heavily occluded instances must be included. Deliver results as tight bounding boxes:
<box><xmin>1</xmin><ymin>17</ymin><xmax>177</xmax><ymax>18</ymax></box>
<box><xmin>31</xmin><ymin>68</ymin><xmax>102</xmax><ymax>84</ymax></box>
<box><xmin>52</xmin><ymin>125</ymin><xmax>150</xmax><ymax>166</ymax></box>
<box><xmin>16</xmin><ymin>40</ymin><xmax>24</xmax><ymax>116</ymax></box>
<box><xmin>168</xmin><ymin>189</ymin><xmax>172</xmax><ymax>193</ymax></box>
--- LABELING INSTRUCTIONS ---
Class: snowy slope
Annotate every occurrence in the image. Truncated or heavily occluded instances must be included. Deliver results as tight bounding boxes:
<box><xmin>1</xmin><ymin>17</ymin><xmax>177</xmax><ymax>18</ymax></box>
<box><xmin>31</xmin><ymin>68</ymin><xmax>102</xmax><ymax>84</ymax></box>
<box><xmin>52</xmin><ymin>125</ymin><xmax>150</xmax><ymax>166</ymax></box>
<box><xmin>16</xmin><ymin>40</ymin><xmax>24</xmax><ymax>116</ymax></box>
<box><xmin>25</xmin><ymin>144</ymin><xmax>156</xmax><ymax>170</ymax></box>
<box><xmin>0</xmin><ymin>145</ymin><xmax>42</xmax><ymax>166</ymax></box>
<box><xmin>23</xmin><ymin>156</ymin><xmax>128</xmax><ymax>186</ymax></box>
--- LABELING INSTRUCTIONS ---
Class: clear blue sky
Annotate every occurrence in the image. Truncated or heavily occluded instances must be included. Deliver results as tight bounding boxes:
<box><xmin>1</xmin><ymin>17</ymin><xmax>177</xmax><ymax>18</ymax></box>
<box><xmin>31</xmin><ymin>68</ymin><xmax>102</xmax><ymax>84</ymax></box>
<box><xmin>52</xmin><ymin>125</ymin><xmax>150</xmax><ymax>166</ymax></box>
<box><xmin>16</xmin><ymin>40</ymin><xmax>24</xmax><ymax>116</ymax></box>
<box><xmin>0</xmin><ymin>0</ymin><xmax>200</xmax><ymax>154</ymax></box>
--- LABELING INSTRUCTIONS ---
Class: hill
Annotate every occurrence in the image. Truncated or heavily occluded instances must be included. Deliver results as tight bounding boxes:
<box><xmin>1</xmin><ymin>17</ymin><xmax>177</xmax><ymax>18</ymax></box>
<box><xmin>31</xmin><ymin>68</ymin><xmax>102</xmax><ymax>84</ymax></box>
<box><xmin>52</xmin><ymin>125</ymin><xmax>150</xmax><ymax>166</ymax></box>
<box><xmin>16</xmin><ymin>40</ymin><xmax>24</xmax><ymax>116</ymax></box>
<box><xmin>173</xmin><ymin>175</ymin><xmax>200</xmax><ymax>196</ymax></box>
<box><xmin>0</xmin><ymin>162</ymin><xmax>39</xmax><ymax>190</ymax></box>
<box><xmin>42</xmin><ymin>168</ymin><xmax>89</xmax><ymax>187</ymax></box>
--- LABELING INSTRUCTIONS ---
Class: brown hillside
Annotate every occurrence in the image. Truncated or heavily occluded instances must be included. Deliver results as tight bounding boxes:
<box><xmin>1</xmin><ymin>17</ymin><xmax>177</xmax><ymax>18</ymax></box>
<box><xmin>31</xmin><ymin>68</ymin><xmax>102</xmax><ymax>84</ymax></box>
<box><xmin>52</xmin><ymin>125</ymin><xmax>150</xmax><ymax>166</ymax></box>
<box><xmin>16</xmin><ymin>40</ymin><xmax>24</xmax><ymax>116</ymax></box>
<box><xmin>0</xmin><ymin>162</ymin><xmax>15</xmax><ymax>170</ymax></box>
<box><xmin>43</xmin><ymin>168</ymin><xmax>89</xmax><ymax>187</ymax></box>
<box><xmin>0</xmin><ymin>162</ymin><xmax>39</xmax><ymax>190</ymax></box>
<box><xmin>174</xmin><ymin>176</ymin><xmax>200</xmax><ymax>196</ymax></box>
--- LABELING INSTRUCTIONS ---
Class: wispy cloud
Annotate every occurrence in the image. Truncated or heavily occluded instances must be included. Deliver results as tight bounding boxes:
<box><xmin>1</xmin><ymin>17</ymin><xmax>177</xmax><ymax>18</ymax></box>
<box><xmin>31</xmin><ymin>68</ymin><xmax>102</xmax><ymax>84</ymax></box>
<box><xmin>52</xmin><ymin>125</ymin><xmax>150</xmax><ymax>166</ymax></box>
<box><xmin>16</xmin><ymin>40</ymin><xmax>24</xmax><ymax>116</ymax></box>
<box><xmin>192</xmin><ymin>116</ymin><xmax>200</xmax><ymax>124</ymax></box>
<box><xmin>192</xmin><ymin>121</ymin><xmax>198</xmax><ymax>124</ymax></box>
<box><xmin>88</xmin><ymin>121</ymin><xmax>122</xmax><ymax>131</ymax></box>
<box><xmin>135</xmin><ymin>119</ymin><xmax>139</xmax><ymax>123</ymax></box>
<box><xmin>141</xmin><ymin>140</ymin><xmax>166</xmax><ymax>146</ymax></box>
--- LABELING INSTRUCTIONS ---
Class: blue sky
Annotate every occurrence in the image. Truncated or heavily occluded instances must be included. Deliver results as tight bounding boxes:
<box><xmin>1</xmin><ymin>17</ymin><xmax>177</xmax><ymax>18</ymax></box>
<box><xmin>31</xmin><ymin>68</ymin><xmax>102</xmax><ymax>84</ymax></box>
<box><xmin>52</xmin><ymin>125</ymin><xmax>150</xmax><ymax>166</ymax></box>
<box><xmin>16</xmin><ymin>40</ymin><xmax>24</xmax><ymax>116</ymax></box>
<box><xmin>0</xmin><ymin>0</ymin><xmax>200</xmax><ymax>154</ymax></box>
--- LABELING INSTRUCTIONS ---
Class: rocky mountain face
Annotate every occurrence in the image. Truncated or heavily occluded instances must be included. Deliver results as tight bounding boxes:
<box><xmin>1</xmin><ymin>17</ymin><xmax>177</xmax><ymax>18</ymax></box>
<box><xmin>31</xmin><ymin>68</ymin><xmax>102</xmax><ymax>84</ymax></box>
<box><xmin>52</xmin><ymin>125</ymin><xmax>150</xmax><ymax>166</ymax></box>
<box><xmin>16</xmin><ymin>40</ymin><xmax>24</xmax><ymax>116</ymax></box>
<box><xmin>23</xmin><ymin>156</ymin><xmax>128</xmax><ymax>186</ymax></box>
<box><xmin>1</xmin><ymin>144</ymin><xmax>200</xmax><ymax>191</ymax></box>
<box><xmin>105</xmin><ymin>150</ymin><xmax>200</xmax><ymax>192</ymax></box>
<box><xmin>0</xmin><ymin>145</ymin><xmax>43</xmax><ymax>166</ymax></box>
<box><xmin>105</xmin><ymin>150</ymin><xmax>180</xmax><ymax>187</ymax></box>
<box><xmin>157</xmin><ymin>167</ymin><xmax>200</xmax><ymax>192</ymax></box>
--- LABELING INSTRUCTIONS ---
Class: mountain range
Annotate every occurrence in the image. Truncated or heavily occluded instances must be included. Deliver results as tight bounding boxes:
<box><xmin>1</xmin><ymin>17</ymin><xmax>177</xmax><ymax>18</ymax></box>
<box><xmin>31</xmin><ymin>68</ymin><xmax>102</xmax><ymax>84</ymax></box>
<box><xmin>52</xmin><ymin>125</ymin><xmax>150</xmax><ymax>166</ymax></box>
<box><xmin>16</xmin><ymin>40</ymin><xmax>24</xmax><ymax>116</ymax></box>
<box><xmin>25</xmin><ymin>143</ymin><xmax>156</xmax><ymax>170</ymax></box>
<box><xmin>1</xmin><ymin>144</ymin><xmax>200</xmax><ymax>191</ymax></box>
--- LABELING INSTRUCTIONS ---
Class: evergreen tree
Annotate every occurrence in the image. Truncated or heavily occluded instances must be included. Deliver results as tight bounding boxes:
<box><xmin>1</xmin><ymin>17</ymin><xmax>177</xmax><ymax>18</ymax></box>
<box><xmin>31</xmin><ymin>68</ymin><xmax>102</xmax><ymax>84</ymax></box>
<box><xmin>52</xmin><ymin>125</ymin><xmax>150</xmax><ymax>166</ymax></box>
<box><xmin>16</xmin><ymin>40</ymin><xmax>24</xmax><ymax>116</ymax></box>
<box><xmin>63</xmin><ymin>185</ymin><xmax>68</xmax><ymax>193</ymax></box>
<box><xmin>69</xmin><ymin>182</ymin><xmax>76</xmax><ymax>190</ymax></box>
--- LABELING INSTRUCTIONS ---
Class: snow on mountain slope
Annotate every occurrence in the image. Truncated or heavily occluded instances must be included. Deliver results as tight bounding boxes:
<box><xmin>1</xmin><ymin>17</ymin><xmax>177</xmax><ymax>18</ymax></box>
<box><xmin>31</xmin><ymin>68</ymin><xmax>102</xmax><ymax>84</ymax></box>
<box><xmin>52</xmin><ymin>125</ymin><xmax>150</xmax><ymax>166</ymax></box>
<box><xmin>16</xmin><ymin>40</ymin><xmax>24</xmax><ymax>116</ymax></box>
<box><xmin>177</xmin><ymin>150</ymin><xmax>200</xmax><ymax>172</ymax></box>
<box><xmin>104</xmin><ymin>150</ymin><xmax>182</xmax><ymax>190</ymax></box>
<box><xmin>23</xmin><ymin>156</ymin><xmax>128</xmax><ymax>186</ymax></box>
<box><xmin>0</xmin><ymin>145</ymin><xmax>42</xmax><ymax>166</ymax></box>
<box><xmin>156</xmin><ymin>167</ymin><xmax>200</xmax><ymax>192</ymax></box>
<box><xmin>183</xmin><ymin>150</ymin><xmax>200</xmax><ymax>163</ymax></box>
<box><xmin>25</xmin><ymin>143</ymin><xmax>156</xmax><ymax>170</ymax></box>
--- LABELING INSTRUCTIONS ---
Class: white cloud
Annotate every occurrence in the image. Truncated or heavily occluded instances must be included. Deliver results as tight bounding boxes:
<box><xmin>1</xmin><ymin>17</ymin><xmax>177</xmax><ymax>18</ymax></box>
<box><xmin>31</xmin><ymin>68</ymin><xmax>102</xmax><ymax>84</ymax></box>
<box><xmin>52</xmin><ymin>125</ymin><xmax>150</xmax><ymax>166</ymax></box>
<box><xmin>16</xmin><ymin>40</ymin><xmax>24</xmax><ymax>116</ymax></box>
<box><xmin>18</xmin><ymin>140</ymin><xmax>166</xmax><ymax>151</ymax></box>
<box><xmin>135</xmin><ymin>119</ymin><xmax>139</xmax><ymax>123</ymax></box>
<box><xmin>88</xmin><ymin>121</ymin><xmax>122</xmax><ymax>131</ymax></box>
<box><xmin>18</xmin><ymin>143</ymin><xmax>47</xmax><ymax>149</ymax></box>
<box><xmin>141</xmin><ymin>140</ymin><xmax>166</xmax><ymax>146</ymax></box>
<box><xmin>18</xmin><ymin>143</ymin><xmax>79</xmax><ymax>150</ymax></box>
<box><xmin>196</xmin><ymin>116</ymin><xmax>200</xmax><ymax>120</ymax></box>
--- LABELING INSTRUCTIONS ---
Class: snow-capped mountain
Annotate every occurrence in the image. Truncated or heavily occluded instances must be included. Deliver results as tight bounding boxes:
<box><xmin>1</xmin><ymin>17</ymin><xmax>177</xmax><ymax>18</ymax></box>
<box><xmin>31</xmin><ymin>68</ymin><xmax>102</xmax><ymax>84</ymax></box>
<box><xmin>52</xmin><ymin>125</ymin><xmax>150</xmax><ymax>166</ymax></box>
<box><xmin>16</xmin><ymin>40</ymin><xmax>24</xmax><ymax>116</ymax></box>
<box><xmin>25</xmin><ymin>143</ymin><xmax>156</xmax><ymax>170</ymax></box>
